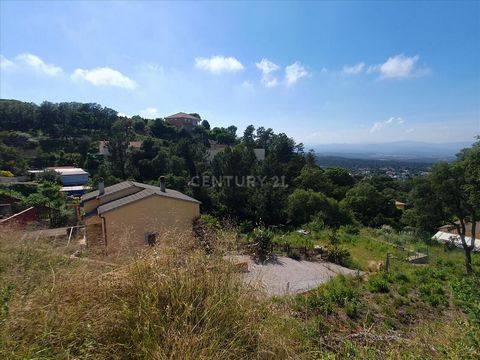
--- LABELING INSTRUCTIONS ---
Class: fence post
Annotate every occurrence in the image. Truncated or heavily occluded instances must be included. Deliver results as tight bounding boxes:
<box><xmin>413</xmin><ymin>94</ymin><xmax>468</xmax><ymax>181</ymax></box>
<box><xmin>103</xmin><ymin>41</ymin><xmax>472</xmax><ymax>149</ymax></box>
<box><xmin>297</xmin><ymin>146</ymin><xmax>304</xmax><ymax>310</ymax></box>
<box><xmin>386</xmin><ymin>253</ymin><xmax>390</xmax><ymax>273</ymax></box>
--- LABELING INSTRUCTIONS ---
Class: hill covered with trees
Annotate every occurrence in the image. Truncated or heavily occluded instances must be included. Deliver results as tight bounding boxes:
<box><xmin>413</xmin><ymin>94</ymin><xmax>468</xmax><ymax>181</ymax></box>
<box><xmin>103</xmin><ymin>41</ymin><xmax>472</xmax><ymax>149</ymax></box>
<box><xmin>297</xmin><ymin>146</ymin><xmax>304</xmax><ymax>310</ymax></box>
<box><xmin>0</xmin><ymin>99</ymin><xmax>405</xmax><ymax>229</ymax></box>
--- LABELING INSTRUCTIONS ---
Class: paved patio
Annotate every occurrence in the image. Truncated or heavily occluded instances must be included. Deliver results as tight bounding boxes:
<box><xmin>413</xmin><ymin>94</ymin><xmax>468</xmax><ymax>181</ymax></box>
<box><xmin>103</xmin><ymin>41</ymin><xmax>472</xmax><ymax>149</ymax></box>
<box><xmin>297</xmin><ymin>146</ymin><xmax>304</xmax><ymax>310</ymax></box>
<box><xmin>228</xmin><ymin>255</ymin><xmax>359</xmax><ymax>296</ymax></box>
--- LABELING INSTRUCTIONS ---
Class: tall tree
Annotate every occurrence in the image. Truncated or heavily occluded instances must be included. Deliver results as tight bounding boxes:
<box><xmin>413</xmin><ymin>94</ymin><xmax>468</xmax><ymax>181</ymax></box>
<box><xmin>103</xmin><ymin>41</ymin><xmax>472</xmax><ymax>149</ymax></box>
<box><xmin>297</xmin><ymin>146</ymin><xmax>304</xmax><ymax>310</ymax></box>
<box><xmin>411</xmin><ymin>141</ymin><xmax>479</xmax><ymax>273</ymax></box>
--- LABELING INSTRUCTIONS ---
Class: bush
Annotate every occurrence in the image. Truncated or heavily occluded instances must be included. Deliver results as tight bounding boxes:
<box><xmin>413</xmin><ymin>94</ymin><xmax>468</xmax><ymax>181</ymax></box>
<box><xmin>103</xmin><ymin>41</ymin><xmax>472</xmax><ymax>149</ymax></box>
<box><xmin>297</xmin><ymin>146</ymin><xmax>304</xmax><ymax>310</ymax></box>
<box><xmin>300</xmin><ymin>275</ymin><xmax>359</xmax><ymax>315</ymax></box>
<box><xmin>398</xmin><ymin>285</ymin><xmax>409</xmax><ymax>297</ymax></box>
<box><xmin>419</xmin><ymin>283</ymin><xmax>448</xmax><ymax>307</ymax></box>
<box><xmin>340</xmin><ymin>224</ymin><xmax>360</xmax><ymax>236</ymax></box>
<box><xmin>193</xmin><ymin>215</ymin><xmax>221</xmax><ymax>253</ymax></box>
<box><xmin>452</xmin><ymin>276</ymin><xmax>480</xmax><ymax>326</ymax></box>
<box><xmin>0</xmin><ymin>170</ymin><xmax>14</xmax><ymax>177</ymax></box>
<box><xmin>287</xmin><ymin>248</ymin><xmax>301</xmax><ymax>260</ymax></box>
<box><xmin>323</xmin><ymin>244</ymin><xmax>351</xmax><ymax>267</ymax></box>
<box><xmin>344</xmin><ymin>299</ymin><xmax>360</xmax><ymax>319</ymax></box>
<box><xmin>368</xmin><ymin>274</ymin><xmax>390</xmax><ymax>293</ymax></box>
<box><xmin>251</xmin><ymin>227</ymin><xmax>273</xmax><ymax>262</ymax></box>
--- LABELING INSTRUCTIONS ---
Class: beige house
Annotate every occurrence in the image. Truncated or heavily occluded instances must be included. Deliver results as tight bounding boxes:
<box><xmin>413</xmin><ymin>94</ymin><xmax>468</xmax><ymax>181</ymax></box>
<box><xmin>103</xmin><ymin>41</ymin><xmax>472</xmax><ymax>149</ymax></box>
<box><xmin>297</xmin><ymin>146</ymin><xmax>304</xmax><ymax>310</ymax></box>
<box><xmin>81</xmin><ymin>178</ymin><xmax>200</xmax><ymax>255</ymax></box>
<box><xmin>98</xmin><ymin>140</ymin><xmax>143</xmax><ymax>156</ymax></box>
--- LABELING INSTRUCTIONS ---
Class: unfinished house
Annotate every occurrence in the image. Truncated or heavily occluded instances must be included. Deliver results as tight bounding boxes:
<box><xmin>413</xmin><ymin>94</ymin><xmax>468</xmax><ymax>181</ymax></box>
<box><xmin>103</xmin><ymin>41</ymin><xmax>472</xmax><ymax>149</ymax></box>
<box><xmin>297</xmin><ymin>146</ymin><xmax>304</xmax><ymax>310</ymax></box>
<box><xmin>80</xmin><ymin>177</ymin><xmax>200</xmax><ymax>255</ymax></box>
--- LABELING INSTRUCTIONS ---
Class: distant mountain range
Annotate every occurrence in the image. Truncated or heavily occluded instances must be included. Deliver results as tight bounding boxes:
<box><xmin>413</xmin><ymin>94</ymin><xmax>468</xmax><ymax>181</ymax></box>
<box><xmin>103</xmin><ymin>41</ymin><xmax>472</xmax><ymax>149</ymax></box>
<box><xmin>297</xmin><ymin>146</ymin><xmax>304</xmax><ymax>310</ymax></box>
<box><xmin>309</xmin><ymin>141</ymin><xmax>473</xmax><ymax>162</ymax></box>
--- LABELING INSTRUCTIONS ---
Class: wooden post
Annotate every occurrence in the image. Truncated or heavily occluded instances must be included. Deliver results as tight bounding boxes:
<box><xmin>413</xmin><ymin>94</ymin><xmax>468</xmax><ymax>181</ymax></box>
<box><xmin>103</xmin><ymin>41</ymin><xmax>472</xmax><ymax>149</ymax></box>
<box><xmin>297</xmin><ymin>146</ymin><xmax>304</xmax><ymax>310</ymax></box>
<box><xmin>67</xmin><ymin>226</ymin><xmax>73</xmax><ymax>247</ymax></box>
<box><xmin>386</xmin><ymin>253</ymin><xmax>390</xmax><ymax>273</ymax></box>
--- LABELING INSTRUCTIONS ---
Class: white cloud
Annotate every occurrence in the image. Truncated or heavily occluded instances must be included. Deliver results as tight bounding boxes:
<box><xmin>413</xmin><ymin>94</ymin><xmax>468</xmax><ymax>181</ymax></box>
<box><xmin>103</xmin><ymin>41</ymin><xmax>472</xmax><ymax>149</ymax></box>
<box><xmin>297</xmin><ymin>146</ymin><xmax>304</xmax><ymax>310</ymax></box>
<box><xmin>342</xmin><ymin>62</ymin><xmax>365</xmax><ymax>75</ymax></box>
<box><xmin>256</xmin><ymin>58</ymin><xmax>279</xmax><ymax>74</ymax></box>
<box><xmin>195</xmin><ymin>55</ymin><xmax>244</xmax><ymax>74</ymax></box>
<box><xmin>369</xmin><ymin>54</ymin><xmax>427</xmax><ymax>79</ymax></box>
<box><xmin>16</xmin><ymin>53</ymin><xmax>63</xmax><ymax>76</ymax></box>
<box><xmin>71</xmin><ymin>67</ymin><xmax>137</xmax><ymax>89</ymax></box>
<box><xmin>285</xmin><ymin>61</ymin><xmax>309</xmax><ymax>85</ymax></box>
<box><xmin>0</xmin><ymin>55</ymin><xmax>15</xmax><ymax>70</ymax></box>
<box><xmin>1</xmin><ymin>53</ymin><xmax>63</xmax><ymax>75</ymax></box>
<box><xmin>139</xmin><ymin>107</ymin><xmax>159</xmax><ymax>119</ymax></box>
<box><xmin>370</xmin><ymin>117</ymin><xmax>405</xmax><ymax>133</ymax></box>
<box><xmin>256</xmin><ymin>58</ymin><xmax>280</xmax><ymax>87</ymax></box>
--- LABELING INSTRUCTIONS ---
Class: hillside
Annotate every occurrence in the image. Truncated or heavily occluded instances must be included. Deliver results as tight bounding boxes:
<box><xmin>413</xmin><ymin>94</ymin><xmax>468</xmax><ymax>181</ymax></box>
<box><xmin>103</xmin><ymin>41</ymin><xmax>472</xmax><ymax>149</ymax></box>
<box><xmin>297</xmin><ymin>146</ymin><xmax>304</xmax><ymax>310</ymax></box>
<box><xmin>0</xmin><ymin>228</ymin><xmax>478</xmax><ymax>359</ymax></box>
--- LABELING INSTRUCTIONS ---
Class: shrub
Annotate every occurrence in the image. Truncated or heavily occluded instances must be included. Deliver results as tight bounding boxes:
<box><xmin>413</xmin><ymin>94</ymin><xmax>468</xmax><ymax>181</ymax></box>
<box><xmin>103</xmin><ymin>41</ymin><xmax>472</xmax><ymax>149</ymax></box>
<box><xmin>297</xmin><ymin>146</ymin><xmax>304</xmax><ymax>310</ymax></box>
<box><xmin>368</xmin><ymin>274</ymin><xmax>390</xmax><ymax>293</ymax></box>
<box><xmin>323</xmin><ymin>244</ymin><xmax>351</xmax><ymax>267</ymax></box>
<box><xmin>301</xmin><ymin>275</ymin><xmax>359</xmax><ymax>315</ymax></box>
<box><xmin>340</xmin><ymin>224</ymin><xmax>360</xmax><ymax>236</ymax></box>
<box><xmin>251</xmin><ymin>227</ymin><xmax>273</xmax><ymax>262</ymax></box>
<box><xmin>287</xmin><ymin>248</ymin><xmax>301</xmax><ymax>261</ymax></box>
<box><xmin>0</xmin><ymin>170</ymin><xmax>14</xmax><ymax>177</ymax></box>
<box><xmin>394</xmin><ymin>272</ymin><xmax>410</xmax><ymax>283</ymax></box>
<box><xmin>398</xmin><ymin>285</ymin><xmax>409</xmax><ymax>297</ymax></box>
<box><xmin>344</xmin><ymin>299</ymin><xmax>360</xmax><ymax>319</ymax></box>
<box><xmin>419</xmin><ymin>283</ymin><xmax>448</xmax><ymax>307</ymax></box>
<box><xmin>452</xmin><ymin>276</ymin><xmax>480</xmax><ymax>326</ymax></box>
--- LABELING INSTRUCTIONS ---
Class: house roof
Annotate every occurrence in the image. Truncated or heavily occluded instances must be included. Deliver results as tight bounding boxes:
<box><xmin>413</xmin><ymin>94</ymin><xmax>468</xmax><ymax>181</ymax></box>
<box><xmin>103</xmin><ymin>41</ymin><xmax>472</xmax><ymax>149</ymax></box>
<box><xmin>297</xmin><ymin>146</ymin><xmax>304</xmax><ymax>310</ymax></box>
<box><xmin>48</xmin><ymin>167</ymin><xmax>89</xmax><ymax>176</ymax></box>
<box><xmin>438</xmin><ymin>221</ymin><xmax>479</xmax><ymax>238</ymax></box>
<box><xmin>81</xmin><ymin>181</ymin><xmax>200</xmax><ymax>210</ymax></box>
<box><xmin>164</xmin><ymin>112</ymin><xmax>200</xmax><ymax>121</ymax></box>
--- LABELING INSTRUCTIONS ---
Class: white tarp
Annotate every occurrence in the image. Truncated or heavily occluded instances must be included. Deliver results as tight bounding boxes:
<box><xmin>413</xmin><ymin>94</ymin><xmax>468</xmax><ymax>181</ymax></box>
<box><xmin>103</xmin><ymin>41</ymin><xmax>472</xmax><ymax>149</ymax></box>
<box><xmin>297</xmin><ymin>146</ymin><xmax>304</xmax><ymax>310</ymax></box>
<box><xmin>432</xmin><ymin>231</ymin><xmax>480</xmax><ymax>252</ymax></box>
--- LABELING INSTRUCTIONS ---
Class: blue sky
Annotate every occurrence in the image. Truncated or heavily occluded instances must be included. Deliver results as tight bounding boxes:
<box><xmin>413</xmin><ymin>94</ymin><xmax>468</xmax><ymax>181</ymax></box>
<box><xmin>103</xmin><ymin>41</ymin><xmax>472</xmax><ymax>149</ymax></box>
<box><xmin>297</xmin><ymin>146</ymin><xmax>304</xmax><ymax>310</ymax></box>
<box><xmin>1</xmin><ymin>1</ymin><xmax>479</xmax><ymax>145</ymax></box>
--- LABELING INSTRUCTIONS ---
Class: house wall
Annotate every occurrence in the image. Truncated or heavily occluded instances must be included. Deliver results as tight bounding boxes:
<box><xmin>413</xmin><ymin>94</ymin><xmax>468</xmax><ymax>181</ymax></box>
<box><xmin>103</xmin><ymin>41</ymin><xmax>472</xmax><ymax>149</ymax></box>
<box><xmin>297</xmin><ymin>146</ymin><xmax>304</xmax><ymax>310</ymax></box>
<box><xmin>62</xmin><ymin>174</ymin><xmax>89</xmax><ymax>186</ymax></box>
<box><xmin>101</xmin><ymin>196</ymin><xmax>200</xmax><ymax>255</ymax></box>
<box><xmin>165</xmin><ymin>117</ymin><xmax>199</xmax><ymax>131</ymax></box>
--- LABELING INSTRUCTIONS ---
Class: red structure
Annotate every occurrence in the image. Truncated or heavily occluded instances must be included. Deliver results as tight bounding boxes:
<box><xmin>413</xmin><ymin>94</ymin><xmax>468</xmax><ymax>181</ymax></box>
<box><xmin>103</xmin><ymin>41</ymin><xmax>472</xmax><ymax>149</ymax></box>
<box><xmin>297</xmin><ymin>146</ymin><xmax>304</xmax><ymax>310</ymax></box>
<box><xmin>164</xmin><ymin>112</ymin><xmax>200</xmax><ymax>132</ymax></box>
<box><xmin>0</xmin><ymin>207</ymin><xmax>39</xmax><ymax>229</ymax></box>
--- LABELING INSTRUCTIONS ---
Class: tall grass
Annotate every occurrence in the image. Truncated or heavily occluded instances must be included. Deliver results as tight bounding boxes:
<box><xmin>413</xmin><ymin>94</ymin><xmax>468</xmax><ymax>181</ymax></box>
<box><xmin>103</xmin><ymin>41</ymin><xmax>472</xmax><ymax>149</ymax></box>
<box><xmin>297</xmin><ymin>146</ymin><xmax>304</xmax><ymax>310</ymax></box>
<box><xmin>0</xmin><ymin>230</ymin><xmax>302</xmax><ymax>359</ymax></box>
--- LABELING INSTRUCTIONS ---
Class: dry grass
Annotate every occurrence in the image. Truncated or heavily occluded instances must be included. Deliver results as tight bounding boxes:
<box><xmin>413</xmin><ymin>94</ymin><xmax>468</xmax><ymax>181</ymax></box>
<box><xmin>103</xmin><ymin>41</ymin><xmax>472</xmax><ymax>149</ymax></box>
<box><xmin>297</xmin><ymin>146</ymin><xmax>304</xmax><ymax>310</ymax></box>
<box><xmin>0</xmin><ymin>229</ymin><xmax>303</xmax><ymax>359</ymax></box>
<box><xmin>1</xmin><ymin>227</ymin><xmax>478</xmax><ymax>359</ymax></box>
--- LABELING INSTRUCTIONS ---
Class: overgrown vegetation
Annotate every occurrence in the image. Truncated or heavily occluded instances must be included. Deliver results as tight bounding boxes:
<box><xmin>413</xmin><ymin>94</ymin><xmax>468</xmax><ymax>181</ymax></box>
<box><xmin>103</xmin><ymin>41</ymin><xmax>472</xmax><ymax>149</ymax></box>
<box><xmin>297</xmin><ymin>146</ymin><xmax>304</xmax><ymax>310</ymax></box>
<box><xmin>0</xmin><ymin>231</ymin><xmax>302</xmax><ymax>359</ymax></box>
<box><xmin>1</xmin><ymin>229</ymin><xmax>478</xmax><ymax>359</ymax></box>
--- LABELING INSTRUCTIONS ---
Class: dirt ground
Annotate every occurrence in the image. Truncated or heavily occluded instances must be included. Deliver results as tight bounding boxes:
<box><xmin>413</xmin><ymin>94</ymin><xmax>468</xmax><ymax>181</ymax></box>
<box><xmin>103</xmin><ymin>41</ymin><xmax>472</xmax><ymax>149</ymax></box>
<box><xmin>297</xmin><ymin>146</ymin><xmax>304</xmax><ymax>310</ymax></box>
<box><xmin>228</xmin><ymin>255</ymin><xmax>359</xmax><ymax>296</ymax></box>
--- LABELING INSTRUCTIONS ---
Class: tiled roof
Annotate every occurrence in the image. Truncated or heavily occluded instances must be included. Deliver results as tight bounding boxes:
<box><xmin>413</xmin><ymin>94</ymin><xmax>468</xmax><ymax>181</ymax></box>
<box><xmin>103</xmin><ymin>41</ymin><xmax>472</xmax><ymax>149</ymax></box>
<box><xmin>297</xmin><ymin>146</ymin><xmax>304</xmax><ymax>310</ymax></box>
<box><xmin>81</xmin><ymin>180</ymin><xmax>200</xmax><ymax>213</ymax></box>
<box><xmin>164</xmin><ymin>112</ymin><xmax>200</xmax><ymax>121</ymax></box>
<box><xmin>81</xmin><ymin>181</ymin><xmax>135</xmax><ymax>202</ymax></box>
<box><xmin>97</xmin><ymin>186</ymin><xmax>200</xmax><ymax>214</ymax></box>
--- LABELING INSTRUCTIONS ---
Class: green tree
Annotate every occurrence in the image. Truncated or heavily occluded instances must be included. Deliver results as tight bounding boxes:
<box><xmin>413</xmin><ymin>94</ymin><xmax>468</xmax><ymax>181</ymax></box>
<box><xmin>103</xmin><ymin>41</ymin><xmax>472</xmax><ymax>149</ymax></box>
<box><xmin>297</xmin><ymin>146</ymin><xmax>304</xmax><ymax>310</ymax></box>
<box><xmin>410</xmin><ymin>141</ymin><xmax>479</xmax><ymax>273</ymax></box>
<box><xmin>342</xmin><ymin>182</ymin><xmax>400</xmax><ymax>227</ymax></box>
<box><xmin>286</xmin><ymin>189</ymin><xmax>330</xmax><ymax>226</ymax></box>
<box><xmin>26</xmin><ymin>182</ymin><xmax>70</xmax><ymax>227</ymax></box>
<box><xmin>201</xmin><ymin>120</ymin><xmax>211</xmax><ymax>130</ymax></box>
<box><xmin>294</xmin><ymin>166</ymin><xmax>334</xmax><ymax>196</ymax></box>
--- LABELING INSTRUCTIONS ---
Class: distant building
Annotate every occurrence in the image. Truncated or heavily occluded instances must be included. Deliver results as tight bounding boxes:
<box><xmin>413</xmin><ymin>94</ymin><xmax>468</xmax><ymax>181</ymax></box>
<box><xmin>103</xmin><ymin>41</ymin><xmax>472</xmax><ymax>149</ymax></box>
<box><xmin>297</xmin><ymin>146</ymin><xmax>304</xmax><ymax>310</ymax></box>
<box><xmin>98</xmin><ymin>140</ymin><xmax>143</xmax><ymax>156</ymax></box>
<box><xmin>46</xmin><ymin>167</ymin><xmax>90</xmax><ymax>196</ymax></box>
<box><xmin>253</xmin><ymin>148</ymin><xmax>266</xmax><ymax>161</ymax></box>
<box><xmin>164</xmin><ymin>112</ymin><xmax>200</xmax><ymax>132</ymax></box>
<box><xmin>80</xmin><ymin>177</ymin><xmax>200</xmax><ymax>256</ymax></box>
<box><xmin>394</xmin><ymin>200</ymin><xmax>407</xmax><ymax>210</ymax></box>
<box><xmin>206</xmin><ymin>140</ymin><xmax>266</xmax><ymax>162</ymax></box>
<box><xmin>432</xmin><ymin>222</ymin><xmax>480</xmax><ymax>252</ymax></box>
<box><xmin>47</xmin><ymin>167</ymin><xmax>89</xmax><ymax>186</ymax></box>
<box><xmin>206</xmin><ymin>140</ymin><xmax>228</xmax><ymax>161</ymax></box>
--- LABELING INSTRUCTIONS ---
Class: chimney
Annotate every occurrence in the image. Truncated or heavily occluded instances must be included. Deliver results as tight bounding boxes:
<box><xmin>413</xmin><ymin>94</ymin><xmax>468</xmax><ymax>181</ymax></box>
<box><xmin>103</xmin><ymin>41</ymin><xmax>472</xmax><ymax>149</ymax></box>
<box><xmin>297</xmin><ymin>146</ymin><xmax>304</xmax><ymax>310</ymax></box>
<box><xmin>159</xmin><ymin>176</ymin><xmax>166</xmax><ymax>193</ymax></box>
<box><xmin>98</xmin><ymin>177</ymin><xmax>105</xmax><ymax>196</ymax></box>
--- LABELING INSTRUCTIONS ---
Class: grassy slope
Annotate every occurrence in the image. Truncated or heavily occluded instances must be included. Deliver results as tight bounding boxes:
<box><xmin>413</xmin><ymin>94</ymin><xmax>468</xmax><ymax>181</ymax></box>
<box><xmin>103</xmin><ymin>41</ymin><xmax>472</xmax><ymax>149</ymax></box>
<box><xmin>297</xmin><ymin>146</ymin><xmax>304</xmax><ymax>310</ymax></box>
<box><xmin>0</xmin><ymin>229</ymin><xmax>479</xmax><ymax>359</ymax></box>
<box><xmin>0</xmin><ymin>231</ymin><xmax>303</xmax><ymax>359</ymax></box>
<box><xmin>276</xmin><ymin>228</ymin><xmax>480</xmax><ymax>359</ymax></box>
